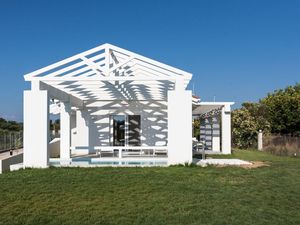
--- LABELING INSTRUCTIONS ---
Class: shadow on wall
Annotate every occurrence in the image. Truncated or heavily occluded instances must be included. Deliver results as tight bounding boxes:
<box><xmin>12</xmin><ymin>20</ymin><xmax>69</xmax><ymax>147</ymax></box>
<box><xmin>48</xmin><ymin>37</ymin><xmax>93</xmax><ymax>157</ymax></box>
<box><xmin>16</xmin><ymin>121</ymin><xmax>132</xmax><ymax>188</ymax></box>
<box><xmin>86</xmin><ymin>100</ymin><xmax>168</xmax><ymax>149</ymax></box>
<box><xmin>200</xmin><ymin>116</ymin><xmax>220</xmax><ymax>150</ymax></box>
<box><xmin>63</xmin><ymin>80</ymin><xmax>172</xmax><ymax>153</ymax></box>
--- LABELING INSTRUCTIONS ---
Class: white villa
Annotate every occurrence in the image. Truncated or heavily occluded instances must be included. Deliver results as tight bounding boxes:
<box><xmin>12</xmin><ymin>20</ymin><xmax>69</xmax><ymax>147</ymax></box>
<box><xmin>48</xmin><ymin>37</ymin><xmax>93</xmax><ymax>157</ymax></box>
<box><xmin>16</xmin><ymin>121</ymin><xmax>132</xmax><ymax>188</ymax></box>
<box><xmin>23</xmin><ymin>43</ymin><xmax>233</xmax><ymax>167</ymax></box>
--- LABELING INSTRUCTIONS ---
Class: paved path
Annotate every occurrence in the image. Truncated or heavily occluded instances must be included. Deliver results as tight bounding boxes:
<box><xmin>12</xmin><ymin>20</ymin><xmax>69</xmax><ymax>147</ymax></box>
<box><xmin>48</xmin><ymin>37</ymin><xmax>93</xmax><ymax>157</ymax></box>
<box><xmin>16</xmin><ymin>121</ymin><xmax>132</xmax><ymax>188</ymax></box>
<box><xmin>0</xmin><ymin>149</ymin><xmax>23</xmax><ymax>160</ymax></box>
<box><xmin>194</xmin><ymin>158</ymin><xmax>251</xmax><ymax>166</ymax></box>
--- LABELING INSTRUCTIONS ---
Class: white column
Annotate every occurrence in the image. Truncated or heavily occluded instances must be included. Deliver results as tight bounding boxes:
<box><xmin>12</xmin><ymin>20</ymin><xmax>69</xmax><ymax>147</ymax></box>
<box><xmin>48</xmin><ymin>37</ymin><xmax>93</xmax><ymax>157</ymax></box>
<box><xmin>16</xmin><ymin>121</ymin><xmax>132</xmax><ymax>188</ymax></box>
<box><xmin>212</xmin><ymin>116</ymin><xmax>220</xmax><ymax>152</ymax></box>
<box><xmin>60</xmin><ymin>101</ymin><xmax>71</xmax><ymax>160</ymax></box>
<box><xmin>168</xmin><ymin>88</ymin><xmax>192</xmax><ymax>165</ymax></box>
<box><xmin>70</xmin><ymin>113</ymin><xmax>76</xmax><ymax>148</ymax></box>
<box><xmin>74</xmin><ymin>108</ymin><xmax>90</xmax><ymax>154</ymax></box>
<box><xmin>23</xmin><ymin>89</ymin><xmax>49</xmax><ymax>168</ymax></box>
<box><xmin>221</xmin><ymin>105</ymin><xmax>231</xmax><ymax>154</ymax></box>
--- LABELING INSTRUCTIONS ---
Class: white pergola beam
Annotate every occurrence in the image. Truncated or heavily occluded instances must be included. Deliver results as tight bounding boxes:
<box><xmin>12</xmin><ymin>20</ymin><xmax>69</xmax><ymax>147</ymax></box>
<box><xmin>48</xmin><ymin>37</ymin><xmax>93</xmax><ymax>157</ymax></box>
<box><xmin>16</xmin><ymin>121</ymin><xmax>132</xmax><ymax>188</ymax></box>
<box><xmin>81</xmin><ymin>56</ymin><xmax>106</xmax><ymax>76</ymax></box>
<box><xmin>39</xmin><ymin>82</ymin><xmax>84</xmax><ymax>108</ymax></box>
<box><xmin>108</xmin><ymin>56</ymin><xmax>135</xmax><ymax>75</ymax></box>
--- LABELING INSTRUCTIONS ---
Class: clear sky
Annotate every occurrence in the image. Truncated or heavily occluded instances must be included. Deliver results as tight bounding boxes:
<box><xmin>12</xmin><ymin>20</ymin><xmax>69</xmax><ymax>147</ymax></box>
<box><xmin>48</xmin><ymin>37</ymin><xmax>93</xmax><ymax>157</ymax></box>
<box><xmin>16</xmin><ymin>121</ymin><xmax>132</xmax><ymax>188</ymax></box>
<box><xmin>0</xmin><ymin>0</ymin><xmax>299</xmax><ymax>121</ymax></box>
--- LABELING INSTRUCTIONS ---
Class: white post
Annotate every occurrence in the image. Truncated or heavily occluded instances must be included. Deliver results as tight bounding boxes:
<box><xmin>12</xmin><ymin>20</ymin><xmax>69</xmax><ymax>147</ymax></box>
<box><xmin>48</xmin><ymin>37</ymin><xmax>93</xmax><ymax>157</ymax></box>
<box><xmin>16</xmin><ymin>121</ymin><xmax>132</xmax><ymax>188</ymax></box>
<box><xmin>258</xmin><ymin>130</ymin><xmax>263</xmax><ymax>151</ymax></box>
<box><xmin>119</xmin><ymin>149</ymin><xmax>122</xmax><ymax>158</ymax></box>
<box><xmin>23</xmin><ymin>85</ymin><xmax>49</xmax><ymax>168</ymax></box>
<box><xmin>168</xmin><ymin>81</ymin><xmax>192</xmax><ymax>165</ymax></box>
<box><xmin>60</xmin><ymin>101</ymin><xmax>71</xmax><ymax>160</ymax></box>
<box><xmin>74</xmin><ymin>108</ymin><xmax>90</xmax><ymax>154</ymax></box>
<box><xmin>70</xmin><ymin>113</ymin><xmax>76</xmax><ymax>148</ymax></box>
<box><xmin>221</xmin><ymin>105</ymin><xmax>231</xmax><ymax>154</ymax></box>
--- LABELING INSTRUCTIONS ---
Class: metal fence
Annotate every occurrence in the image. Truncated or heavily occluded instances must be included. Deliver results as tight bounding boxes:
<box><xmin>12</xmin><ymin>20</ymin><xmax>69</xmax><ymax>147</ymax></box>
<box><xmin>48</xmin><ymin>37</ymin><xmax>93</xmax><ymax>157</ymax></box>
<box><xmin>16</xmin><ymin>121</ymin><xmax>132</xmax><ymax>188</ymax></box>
<box><xmin>0</xmin><ymin>131</ymin><xmax>23</xmax><ymax>153</ymax></box>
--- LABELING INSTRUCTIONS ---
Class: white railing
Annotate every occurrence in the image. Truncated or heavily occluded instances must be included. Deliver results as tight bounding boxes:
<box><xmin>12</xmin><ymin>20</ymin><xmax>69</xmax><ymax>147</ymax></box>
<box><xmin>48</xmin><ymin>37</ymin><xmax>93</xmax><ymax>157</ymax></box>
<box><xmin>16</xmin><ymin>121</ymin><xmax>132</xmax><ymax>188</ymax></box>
<box><xmin>70</xmin><ymin>146</ymin><xmax>168</xmax><ymax>158</ymax></box>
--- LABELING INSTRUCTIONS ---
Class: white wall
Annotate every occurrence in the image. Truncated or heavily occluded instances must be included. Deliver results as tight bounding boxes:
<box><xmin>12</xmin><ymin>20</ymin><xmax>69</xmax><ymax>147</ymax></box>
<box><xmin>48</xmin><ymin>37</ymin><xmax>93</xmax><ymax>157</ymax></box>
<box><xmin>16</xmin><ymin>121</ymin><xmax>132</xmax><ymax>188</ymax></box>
<box><xmin>167</xmin><ymin>90</ymin><xmax>192</xmax><ymax>165</ymax></box>
<box><xmin>0</xmin><ymin>153</ymin><xmax>23</xmax><ymax>173</ymax></box>
<box><xmin>70</xmin><ymin>108</ymin><xmax>90</xmax><ymax>154</ymax></box>
<box><xmin>221</xmin><ymin>105</ymin><xmax>231</xmax><ymax>154</ymax></box>
<box><xmin>70</xmin><ymin>100</ymin><xmax>168</xmax><ymax>154</ymax></box>
<box><xmin>23</xmin><ymin>90</ymin><xmax>49</xmax><ymax>168</ymax></box>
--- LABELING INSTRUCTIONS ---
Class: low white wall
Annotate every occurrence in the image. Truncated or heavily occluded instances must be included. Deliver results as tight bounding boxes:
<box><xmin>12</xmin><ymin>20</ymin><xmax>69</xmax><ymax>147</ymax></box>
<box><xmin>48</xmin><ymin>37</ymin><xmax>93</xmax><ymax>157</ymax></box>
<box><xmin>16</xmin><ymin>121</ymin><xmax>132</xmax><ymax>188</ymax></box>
<box><xmin>24</xmin><ymin>90</ymin><xmax>49</xmax><ymax>168</ymax></box>
<box><xmin>0</xmin><ymin>153</ymin><xmax>23</xmax><ymax>173</ymax></box>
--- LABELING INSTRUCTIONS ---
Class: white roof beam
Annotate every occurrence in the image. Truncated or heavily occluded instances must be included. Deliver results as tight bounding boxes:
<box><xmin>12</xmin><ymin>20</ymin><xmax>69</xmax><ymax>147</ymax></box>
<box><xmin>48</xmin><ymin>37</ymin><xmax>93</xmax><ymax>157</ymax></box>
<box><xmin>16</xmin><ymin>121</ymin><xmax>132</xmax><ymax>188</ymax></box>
<box><xmin>24</xmin><ymin>44</ymin><xmax>108</xmax><ymax>79</ymax></box>
<box><xmin>28</xmin><ymin>76</ymin><xmax>175</xmax><ymax>81</ymax></box>
<box><xmin>108</xmin><ymin>44</ymin><xmax>192</xmax><ymax>79</ymax></box>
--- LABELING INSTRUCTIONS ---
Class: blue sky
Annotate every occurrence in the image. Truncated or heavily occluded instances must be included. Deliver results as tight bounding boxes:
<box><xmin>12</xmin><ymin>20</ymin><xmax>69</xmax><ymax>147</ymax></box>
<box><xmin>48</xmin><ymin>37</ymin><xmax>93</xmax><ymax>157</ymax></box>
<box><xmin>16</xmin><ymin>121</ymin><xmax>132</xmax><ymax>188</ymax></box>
<box><xmin>0</xmin><ymin>0</ymin><xmax>299</xmax><ymax>121</ymax></box>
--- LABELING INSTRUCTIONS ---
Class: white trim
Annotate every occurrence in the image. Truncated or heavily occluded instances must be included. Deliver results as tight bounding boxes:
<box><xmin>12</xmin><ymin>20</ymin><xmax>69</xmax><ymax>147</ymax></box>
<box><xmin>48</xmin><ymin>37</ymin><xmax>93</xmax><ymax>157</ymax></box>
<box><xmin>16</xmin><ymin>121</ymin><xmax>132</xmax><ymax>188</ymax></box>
<box><xmin>196</xmin><ymin>102</ymin><xmax>235</xmax><ymax>106</ymax></box>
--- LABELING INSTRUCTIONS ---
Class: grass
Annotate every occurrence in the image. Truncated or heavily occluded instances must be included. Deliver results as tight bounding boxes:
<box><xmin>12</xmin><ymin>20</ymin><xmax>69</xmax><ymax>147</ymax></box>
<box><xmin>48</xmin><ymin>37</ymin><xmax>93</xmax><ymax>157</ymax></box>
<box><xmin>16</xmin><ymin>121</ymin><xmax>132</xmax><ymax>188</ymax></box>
<box><xmin>0</xmin><ymin>150</ymin><xmax>299</xmax><ymax>225</ymax></box>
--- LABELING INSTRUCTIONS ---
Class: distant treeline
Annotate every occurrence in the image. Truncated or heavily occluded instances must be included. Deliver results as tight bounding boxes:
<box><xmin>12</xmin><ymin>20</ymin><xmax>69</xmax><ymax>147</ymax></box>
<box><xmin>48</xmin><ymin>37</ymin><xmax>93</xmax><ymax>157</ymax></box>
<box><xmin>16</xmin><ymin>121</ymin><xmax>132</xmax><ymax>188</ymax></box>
<box><xmin>0</xmin><ymin>117</ymin><xmax>60</xmax><ymax>134</ymax></box>
<box><xmin>0</xmin><ymin>118</ymin><xmax>23</xmax><ymax>134</ymax></box>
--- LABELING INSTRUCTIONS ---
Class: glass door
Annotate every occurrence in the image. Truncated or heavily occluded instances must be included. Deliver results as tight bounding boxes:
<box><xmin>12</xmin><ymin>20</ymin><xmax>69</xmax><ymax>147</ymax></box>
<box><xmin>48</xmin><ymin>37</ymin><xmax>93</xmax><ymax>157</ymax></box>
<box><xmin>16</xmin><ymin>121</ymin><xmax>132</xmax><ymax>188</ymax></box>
<box><xmin>111</xmin><ymin>115</ymin><xmax>141</xmax><ymax>147</ymax></box>
<box><xmin>112</xmin><ymin>115</ymin><xmax>125</xmax><ymax>146</ymax></box>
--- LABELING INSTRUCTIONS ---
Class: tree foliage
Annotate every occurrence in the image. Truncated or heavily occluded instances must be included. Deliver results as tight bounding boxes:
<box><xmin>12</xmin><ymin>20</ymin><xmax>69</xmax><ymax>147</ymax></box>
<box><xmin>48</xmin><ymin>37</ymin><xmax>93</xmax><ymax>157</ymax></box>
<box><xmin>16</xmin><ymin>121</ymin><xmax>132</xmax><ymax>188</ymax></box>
<box><xmin>260</xmin><ymin>83</ymin><xmax>300</xmax><ymax>136</ymax></box>
<box><xmin>193</xmin><ymin>118</ymin><xmax>200</xmax><ymax>139</ymax></box>
<box><xmin>232</xmin><ymin>83</ymin><xmax>300</xmax><ymax>148</ymax></box>
<box><xmin>0</xmin><ymin>118</ymin><xmax>23</xmax><ymax>134</ymax></box>
<box><xmin>232</xmin><ymin>103</ymin><xmax>270</xmax><ymax>148</ymax></box>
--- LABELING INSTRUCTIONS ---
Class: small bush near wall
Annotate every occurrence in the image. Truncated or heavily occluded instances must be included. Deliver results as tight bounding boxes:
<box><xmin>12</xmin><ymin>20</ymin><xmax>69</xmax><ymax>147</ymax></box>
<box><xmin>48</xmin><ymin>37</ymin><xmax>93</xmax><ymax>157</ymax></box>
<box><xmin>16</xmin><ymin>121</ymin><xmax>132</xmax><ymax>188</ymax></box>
<box><xmin>264</xmin><ymin>135</ymin><xmax>300</xmax><ymax>157</ymax></box>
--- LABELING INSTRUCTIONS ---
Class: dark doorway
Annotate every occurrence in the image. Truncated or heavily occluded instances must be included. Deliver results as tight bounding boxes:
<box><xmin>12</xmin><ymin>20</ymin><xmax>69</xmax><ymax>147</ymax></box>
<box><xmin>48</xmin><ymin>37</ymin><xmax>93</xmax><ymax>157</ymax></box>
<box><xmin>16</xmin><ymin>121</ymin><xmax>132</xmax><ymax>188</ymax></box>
<box><xmin>112</xmin><ymin>115</ymin><xmax>125</xmax><ymax>146</ymax></box>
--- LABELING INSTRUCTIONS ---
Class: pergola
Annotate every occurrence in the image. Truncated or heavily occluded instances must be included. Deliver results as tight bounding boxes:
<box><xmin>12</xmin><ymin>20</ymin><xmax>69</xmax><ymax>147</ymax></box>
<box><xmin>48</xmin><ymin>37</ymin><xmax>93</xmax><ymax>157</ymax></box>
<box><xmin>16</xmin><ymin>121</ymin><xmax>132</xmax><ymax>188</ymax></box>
<box><xmin>23</xmin><ymin>43</ymin><xmax>194</xmax><ymax>167</ymax></box>
<box><xmin>192</xmin><ymin>101</ymin><xmax>234</xmax><ymax>153</ymax></box>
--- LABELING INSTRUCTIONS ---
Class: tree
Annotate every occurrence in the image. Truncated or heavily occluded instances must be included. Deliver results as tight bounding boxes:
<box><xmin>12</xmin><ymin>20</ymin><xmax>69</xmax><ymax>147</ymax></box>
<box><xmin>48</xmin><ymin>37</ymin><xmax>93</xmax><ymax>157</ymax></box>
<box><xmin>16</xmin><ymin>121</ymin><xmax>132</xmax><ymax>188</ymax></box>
<box><xmin>232</xmin><ymin>83</ymin><xmax>300</xmax><ymax>148</ymax></box>
<box><xmin>193</xmin><ymin>118</ymin><xmax>200</xmax><ymax>140</ymax></box>
<box><xmin>260</xmin><ymin>83</ymin><xmax>300</xmax><ymax>136</ymax></box>
<box><xmin>232</xmin><ymin>102</ymin><xmax>270</xmax><ymax>148</ymax></box>
<box><xmin>0</xmin><ymin>118</ymin><xmax>23</xmax><ymax>133</ymax></box>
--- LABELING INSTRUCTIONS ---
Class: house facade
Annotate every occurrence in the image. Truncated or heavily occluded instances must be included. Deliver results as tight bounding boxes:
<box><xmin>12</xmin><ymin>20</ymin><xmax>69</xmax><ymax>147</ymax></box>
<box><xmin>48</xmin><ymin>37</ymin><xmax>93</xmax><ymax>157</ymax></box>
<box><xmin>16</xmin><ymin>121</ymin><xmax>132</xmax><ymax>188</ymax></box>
<box><xmin>23</xmin><ymin>44</ymin><xmax>233</xmax><ymax>167</ymax></box>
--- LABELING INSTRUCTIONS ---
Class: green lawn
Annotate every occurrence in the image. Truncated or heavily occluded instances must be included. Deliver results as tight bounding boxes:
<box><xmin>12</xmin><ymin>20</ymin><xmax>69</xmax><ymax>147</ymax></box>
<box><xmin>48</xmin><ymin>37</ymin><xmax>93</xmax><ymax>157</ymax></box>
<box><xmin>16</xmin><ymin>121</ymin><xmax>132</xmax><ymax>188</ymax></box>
<box><xmin>0</xmin><ymin>150</ymin><xmax>299</xmax><ymax>225</ymax></box>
